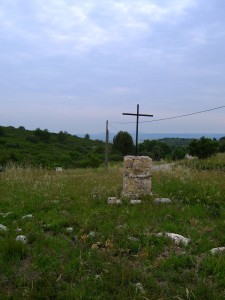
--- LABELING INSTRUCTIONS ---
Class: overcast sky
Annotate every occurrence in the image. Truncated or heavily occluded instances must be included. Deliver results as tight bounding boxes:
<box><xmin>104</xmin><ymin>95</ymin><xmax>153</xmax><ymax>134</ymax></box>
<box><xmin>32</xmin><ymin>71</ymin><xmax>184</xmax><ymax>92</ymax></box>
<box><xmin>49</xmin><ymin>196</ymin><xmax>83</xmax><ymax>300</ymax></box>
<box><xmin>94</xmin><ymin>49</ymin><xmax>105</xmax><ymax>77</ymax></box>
<box><xmin>0</xmin><ymin>0</ymin><xmax>225</xmax><ymax>135</ymax></box>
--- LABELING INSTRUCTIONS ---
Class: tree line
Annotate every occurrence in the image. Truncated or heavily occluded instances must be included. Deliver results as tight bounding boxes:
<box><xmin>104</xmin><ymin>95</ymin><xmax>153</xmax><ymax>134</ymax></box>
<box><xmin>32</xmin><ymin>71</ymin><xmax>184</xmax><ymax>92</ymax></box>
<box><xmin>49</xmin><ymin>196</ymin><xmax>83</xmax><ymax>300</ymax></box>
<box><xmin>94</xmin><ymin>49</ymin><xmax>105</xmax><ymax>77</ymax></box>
<box><xmin>0</xmin><ymin>126</ymin><xmax>225</xmax><ymax>169</ymax></box>
<box><xmin>112</xmin><ymin>131</ymin><xmax>225</xmax><ymax>160</ymax></box>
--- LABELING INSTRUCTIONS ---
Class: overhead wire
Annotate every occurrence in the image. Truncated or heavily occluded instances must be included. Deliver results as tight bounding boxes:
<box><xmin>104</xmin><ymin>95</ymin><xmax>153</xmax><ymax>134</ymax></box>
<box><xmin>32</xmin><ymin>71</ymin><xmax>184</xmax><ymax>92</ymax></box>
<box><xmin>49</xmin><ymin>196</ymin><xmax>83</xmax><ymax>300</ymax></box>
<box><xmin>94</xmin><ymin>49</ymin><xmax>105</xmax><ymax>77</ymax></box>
<box><xmin>109</xmin><ymin>105</ymin><xmax>225</xmax><ymax>125</ymax></box>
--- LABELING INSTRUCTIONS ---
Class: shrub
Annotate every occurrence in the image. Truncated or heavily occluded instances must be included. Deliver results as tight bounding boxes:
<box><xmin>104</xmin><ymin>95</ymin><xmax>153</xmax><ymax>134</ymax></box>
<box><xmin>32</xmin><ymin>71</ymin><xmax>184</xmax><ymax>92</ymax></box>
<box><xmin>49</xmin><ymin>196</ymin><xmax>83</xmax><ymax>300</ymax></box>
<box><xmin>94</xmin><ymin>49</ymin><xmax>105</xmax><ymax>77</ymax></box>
<box><xmin>188</xmin><ymin>137</ymin><xmax>218</xmax><ymax>159</ymax></box>
<box><xmin>112</xmin><ymin>131</ymin><xmax>134</xmax><ymax>156</ymax></box>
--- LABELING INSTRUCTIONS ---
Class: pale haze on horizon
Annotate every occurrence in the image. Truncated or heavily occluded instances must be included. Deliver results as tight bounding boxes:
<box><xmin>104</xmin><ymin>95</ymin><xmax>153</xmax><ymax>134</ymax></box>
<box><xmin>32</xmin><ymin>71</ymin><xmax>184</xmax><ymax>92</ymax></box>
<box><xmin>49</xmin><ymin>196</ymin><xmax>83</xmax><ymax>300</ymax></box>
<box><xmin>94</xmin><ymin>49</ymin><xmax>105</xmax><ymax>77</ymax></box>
<box><xmin>0</xmin><ymin>0</ymin><xmax>225</xmax><ymax>135</ymax></box>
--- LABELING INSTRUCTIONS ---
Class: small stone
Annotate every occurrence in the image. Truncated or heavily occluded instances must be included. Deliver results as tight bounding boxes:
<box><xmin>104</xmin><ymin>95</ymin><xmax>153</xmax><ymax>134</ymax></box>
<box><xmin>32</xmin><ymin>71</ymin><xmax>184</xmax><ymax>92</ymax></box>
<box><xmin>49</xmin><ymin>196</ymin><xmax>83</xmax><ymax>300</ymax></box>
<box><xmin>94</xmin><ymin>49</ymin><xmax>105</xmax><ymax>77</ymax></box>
<box><xmin>128</xmin><ymin>236</ymin><xmax>139</xmax><ymax>242</ymax></box>
<box><xmin>22</xmin><ymin>214</ymin><xmax>33</xmax><ymax>219</ymax></box>
<box><xmin>130</xmin><ymin>200</ymin><xmax>142</xmax><ymax>204</ymax></box>
<box><xmin>66</xmin><ymin>227</ymin><xmax>73</xmax><ymax>232</ymax></box>
<box><xmin>15</xmin><ymin>228</ymin><xmax>22</xmax><ymax>232</ymax></box>
<box><xmin>55</xmin><ymin>167</ymin><xmax>63</xmax><ymax>172</ymax></box>
<box><xmin>72</xmin><ymin>236</ymin><xmax>77</xmax><ymax>242</ymax></box>
<box><xmin>156</xmin><ymin>232</ymin><xmax>191</xmax><ymax>246</ymax></box>
<box><xmin>107</xmin><ymin>197</ymin><xmax>122</xmax><ymax>204</ymax></box>
<box><xmin>0</xmin><ymin>224</ymin><xmax>7</xmax><ymax>231</ymax></box>
<box><xmin>16</xmin><ymin>235</ymin><xmax>27</xmax><ymax>244</ymax></box>
<box><xmin>88</xmin><ymin>231</ymin><xmax>96</xmax><ymax>238</ymax></box>
<box><xmin>52</xmin><ymin>200</ymin><xmax>59</xmax><ymax>204</ymax></box>
<box><xmin>0</xmin><ymin>212</ymin><xmax>12</xmax><ymax>218</ymax></box>
<box><xmin>210</xmin><ymin>247</ymin><xmax>225</xmax><ymax>255</ymax></box>
<box><xmin>134</xmin><ymin>283</ymin><xmax>145</xmax><ymax>294</ymax></box>
<box><xmin>116</xmin><ymin>224</ymin><xmax>127</xmax><ymax>229</ymax></box>
<box><xmin>153</xmin><ymin>198</ymin><xmax>172</xmax><ymax>204</ymax></box>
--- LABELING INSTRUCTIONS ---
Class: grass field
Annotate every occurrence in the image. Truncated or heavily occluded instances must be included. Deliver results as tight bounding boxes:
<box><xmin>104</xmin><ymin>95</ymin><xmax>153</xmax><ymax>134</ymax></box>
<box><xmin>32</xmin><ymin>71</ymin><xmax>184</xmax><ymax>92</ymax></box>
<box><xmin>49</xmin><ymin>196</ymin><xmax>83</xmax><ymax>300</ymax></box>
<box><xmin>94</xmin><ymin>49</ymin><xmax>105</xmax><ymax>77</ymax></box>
<box><xmin>1</xmin><ymin>155</ymin><xmax>225</xmax><ymax>299</ymax></box>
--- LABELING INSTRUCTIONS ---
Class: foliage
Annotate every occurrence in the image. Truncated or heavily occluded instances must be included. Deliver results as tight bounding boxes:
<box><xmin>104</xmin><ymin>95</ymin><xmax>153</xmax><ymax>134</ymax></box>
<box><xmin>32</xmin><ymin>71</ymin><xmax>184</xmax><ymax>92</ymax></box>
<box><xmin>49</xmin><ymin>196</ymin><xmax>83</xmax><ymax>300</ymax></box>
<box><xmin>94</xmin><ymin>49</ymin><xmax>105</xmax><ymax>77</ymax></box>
<box><xmin>171</xmin><ymin>146</ymin><xmax>187</xmax><ymax>160</ymax></box>
<box><xmin>218</xmin><ymin>137</ymin><xmax>225</xmax><ymax>153</ymax></box>
<box><xmin>0</xmin><ymin>126</ymin><xmax>4</xmax><ymax>136</ymax></box>
<box><xmin>139</xmin><ymin>140</ymin><xmax>172</xmax><ymax>161</ymax></box>
<box><xmin>0</xmin><ymin>126</ymin><xmax>105</xmax><ymax>168</ymax></box>
<box><xmin>112</xmin><ymin>131</ymin><xmax>134</xmax><ymax>156</ymax></box>
<box><xmin>188</xmin><ymin>136</ymin><xmax>218</xmax><ymax>159</ymax></box>
<box><xmin>182</xmin><ymin>153</ymin><xmax>225</xmax><ymax>171</ymax></box>
<box><xmin>157</xmin><ymin>137</ymin><xmax>194</xmax><ymax>148</ymax></box>
<box><xmin>34</xmin><ymin>128</ymin><xmax>51</xmax><ymax>143</ymax></box>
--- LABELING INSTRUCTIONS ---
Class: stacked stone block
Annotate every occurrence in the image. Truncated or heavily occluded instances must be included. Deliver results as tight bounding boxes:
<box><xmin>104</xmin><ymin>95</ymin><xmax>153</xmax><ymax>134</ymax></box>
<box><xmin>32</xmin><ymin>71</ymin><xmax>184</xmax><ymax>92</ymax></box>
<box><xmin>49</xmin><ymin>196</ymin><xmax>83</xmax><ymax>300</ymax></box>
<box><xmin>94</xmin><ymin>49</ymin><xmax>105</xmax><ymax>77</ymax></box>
<box><xmin>122</xmin><ymin>156</ymin><xmax>152</xmax><ymax>197</ymax></box>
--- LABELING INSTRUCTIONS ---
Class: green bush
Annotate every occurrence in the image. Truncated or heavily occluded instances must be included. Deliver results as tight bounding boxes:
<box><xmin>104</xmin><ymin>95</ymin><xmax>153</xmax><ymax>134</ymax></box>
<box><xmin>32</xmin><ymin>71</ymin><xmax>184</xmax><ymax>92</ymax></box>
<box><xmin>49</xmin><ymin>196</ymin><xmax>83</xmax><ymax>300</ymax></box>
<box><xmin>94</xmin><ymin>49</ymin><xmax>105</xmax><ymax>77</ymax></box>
<box><xmin>189</xmin><ymin>137</ymin><xmax>218</xmax><ymax>159</ymax></box>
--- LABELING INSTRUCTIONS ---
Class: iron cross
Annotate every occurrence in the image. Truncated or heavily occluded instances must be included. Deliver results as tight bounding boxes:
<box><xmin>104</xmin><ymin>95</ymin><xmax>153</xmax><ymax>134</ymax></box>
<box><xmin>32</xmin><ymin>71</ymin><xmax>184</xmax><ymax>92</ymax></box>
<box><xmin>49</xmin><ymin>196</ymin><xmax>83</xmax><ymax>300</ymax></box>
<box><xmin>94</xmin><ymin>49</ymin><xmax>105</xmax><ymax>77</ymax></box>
<box><xmin>122</xmin><ymin>104</ymin><xmax>153</xmax><ymax>156</ymax></box>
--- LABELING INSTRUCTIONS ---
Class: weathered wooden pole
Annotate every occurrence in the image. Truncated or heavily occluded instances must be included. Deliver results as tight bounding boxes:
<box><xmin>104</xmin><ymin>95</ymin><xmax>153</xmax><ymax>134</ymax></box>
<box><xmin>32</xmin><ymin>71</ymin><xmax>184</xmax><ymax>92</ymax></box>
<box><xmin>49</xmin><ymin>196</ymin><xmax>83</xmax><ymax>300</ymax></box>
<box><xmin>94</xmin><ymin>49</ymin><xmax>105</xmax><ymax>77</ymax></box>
<box><xmin>105</xmin><ymin>120</ymin><xmax>109</xmax><ymax>169</ymax></box>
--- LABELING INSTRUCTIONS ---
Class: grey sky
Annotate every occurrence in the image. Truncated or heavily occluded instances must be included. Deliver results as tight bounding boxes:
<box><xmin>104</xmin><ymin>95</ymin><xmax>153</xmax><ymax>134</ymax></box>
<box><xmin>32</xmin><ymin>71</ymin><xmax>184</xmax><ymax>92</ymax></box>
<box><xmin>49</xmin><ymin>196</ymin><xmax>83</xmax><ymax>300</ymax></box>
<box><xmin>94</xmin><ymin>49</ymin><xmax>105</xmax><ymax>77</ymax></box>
<box><xmin>0</xmin><ymin>0</ymin><xmax>225</xmax><ymax>134</ymax></box>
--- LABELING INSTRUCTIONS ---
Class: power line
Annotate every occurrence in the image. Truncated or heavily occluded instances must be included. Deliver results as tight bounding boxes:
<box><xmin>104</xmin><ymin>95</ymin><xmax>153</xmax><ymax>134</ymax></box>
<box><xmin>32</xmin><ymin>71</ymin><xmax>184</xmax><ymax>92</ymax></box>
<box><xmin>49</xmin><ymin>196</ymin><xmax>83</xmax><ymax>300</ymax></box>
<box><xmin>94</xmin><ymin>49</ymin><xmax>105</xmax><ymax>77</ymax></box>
<box><xmin>140</xmin><ymin>105</ymin><xmax>225</xmax><ymax>124</ymax></box>
<box><xmin>108</xmin><ymin>122</ymin><xmax>120</xmax><ymax>132</ymax></box>
<box><xmin>110</xmin><ymin>105</ymin><xmax>225</xmax><ymax>125</ymax></box>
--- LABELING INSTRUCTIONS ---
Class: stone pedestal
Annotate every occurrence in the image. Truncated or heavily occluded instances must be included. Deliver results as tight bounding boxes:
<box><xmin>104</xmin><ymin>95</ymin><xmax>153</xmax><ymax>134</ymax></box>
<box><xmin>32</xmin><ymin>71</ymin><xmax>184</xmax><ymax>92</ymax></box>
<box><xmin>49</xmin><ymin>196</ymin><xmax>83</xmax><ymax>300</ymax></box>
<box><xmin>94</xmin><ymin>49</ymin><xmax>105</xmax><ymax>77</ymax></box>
<box><xmin>122</xmin><ymin>156</ymin><xmax>152</xmax><ymax>197</ymax></box>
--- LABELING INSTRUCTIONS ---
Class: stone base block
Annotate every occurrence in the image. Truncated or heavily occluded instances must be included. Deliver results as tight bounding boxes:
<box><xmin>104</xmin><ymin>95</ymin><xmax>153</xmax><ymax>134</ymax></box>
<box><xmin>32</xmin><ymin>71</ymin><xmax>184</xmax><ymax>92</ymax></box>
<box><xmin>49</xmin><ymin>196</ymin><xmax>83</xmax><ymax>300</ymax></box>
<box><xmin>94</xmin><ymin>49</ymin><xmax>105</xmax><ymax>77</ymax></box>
<box><xmin>122</xmin><ymin>156</ymin><xmax>152</xmax><ymax>197</ymax></box>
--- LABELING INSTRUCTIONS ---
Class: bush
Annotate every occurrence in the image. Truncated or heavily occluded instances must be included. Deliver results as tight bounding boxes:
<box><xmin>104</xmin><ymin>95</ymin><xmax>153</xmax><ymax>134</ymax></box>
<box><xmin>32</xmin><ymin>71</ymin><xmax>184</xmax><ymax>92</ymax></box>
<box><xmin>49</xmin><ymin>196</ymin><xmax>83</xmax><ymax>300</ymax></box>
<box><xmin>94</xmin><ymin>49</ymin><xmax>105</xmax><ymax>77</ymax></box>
<box><xmin>172</xmin><ymin>147</ymin><xmax>186</xmax><ymax>160</ymax></box>
<box><xmin>139</xmin><ymin>140</ymin><xmax>172</xmax><ymax>161</ymax></box>
<box><xmin>189</xmin><ymin>137</ymin><xmax>218</xmax><ymax>159</ymax></box>
<box><xmin>112</xmin><ymin>131</ymin><xmax>134</xmax><ymax>156</ymax></box>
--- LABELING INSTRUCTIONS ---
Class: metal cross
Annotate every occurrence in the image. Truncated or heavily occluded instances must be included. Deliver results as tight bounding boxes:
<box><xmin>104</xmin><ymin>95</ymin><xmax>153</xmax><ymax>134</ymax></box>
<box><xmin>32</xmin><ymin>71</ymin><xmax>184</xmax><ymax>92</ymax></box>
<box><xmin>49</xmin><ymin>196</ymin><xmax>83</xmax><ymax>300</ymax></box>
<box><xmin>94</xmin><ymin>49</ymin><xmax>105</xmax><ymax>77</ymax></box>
<box><xmin>122</xmin><ymin>104</ymin><xmax>153</xmax><ymax>156</ymax></box>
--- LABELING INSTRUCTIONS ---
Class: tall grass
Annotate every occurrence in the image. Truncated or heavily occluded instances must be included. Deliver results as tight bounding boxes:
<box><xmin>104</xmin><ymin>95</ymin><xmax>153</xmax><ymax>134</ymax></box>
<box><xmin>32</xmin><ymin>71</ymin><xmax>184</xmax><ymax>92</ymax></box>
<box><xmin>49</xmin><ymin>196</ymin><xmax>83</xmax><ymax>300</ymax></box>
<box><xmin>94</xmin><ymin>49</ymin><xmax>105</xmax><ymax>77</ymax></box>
<box><xmin>0</xmin><ymin>156</ymin><xmax>225</xmax><ymax>299</ymax></box>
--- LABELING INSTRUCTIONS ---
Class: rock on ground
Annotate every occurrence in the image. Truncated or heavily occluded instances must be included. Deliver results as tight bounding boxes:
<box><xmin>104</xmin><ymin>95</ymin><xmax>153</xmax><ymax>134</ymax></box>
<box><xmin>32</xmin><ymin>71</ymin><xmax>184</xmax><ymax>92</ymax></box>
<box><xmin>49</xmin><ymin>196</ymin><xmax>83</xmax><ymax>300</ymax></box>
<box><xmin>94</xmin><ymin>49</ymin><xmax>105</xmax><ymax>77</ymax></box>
<box><xmin>0</xmin><ymin>224</ymin><xmax>7</xmax><ymax>231</ymax></box>
<box><xmin>16</xmin><ymin>235</ymin><xmax>27</xmax><ymax>244</ymax></box>
<box><xmin>130</xmin><ymin>200</ymin><xmax>142</xmax><ymax>204</ymax></box>
<box><xmin>156</xmin><ymin>232</ymin><xmax>191</xmax><ymax>246</ymax></box>
<box><xmin>153</xmin><ymin>198</ymin><xmax>172</xmax><ymax>204</ymax></box>
<box><xmin>210</xmin><ymin>247</ymin><xmax>225</xmax><ymax>255</ymax></box>
<box><xmin>107</xmin><ymin>197</ymin><xmax>122</xmax><ymax>204</ymax></box>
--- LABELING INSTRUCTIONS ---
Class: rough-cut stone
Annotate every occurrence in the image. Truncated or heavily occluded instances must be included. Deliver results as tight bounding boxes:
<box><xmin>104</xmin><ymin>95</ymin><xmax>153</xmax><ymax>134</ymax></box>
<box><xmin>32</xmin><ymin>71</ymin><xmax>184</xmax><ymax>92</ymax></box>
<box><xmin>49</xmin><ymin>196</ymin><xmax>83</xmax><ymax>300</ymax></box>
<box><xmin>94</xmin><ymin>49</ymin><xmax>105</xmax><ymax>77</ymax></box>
<box><xmin>123</xmin><ymin>156</ymin><xmax>152</xmax><ymax>197</ymax></box>
<box><xmin>130</xmin><ymin>199</ymin><xmax>142</xmax><ymax>204</ymax></box>
<box><xmin>0</xmin><ymin>224</ymin><xmax>7</xmax><ymax>231</ymax></box>
<box><xmin>153</xmin><ymin>198</ymin><xmax>172</xmax><ymax>204</ymax></box>
<box><xmin>22</xmin><ymin>214</ymin><xmax>33</xmax><ymax>219</ymax></box>
<box><xmin>88</xmin><ymin>231</ymin><xmax>96</xmax><ymax>238</ymax></box>
<box><xmin>156</xmin><ymin>232</ymin><xmax>191</xmax><ymax>246</ymax></box>
<box><xmin>128</xmin><ymin>236</ymin><xmax>139</xmax><ymax>242</ymax></box>
<box><xmin>134</xmin><ymin>283</ymin><xmax>145</xmax><ymax>294</ymax></box>
<box><xmin>107</xmin><ymin>197</ymin><xmax>122</xmax><ymax>204</ymax></box>
<box><xmin>66</xmin><ymin>227</ymin><xmax>73</xmax><ymax>232</ymax></box>
<box><xmin>210</xmin><ymin>247</ymin><xmax>225</xmax><ymax>255</ymax></box>
<box><xmin>16</xmin><ymin>235</ymin><xmax>27</xmax><ymax>243</ymax></box>
<box><xmin>55</xmin><ymin>167</ymin><xmax>63</xmax><ymax>172</ymax></box>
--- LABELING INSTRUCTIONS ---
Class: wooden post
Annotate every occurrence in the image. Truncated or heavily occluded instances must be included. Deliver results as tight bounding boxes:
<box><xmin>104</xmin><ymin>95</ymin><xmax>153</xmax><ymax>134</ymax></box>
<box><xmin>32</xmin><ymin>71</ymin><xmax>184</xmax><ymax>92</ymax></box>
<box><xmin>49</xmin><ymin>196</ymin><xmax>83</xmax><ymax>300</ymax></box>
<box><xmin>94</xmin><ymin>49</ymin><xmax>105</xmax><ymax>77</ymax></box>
<box><xmin>105</xmin><ymin>120</ymin><xmax>109</xmax><ymax>169</ymax></box>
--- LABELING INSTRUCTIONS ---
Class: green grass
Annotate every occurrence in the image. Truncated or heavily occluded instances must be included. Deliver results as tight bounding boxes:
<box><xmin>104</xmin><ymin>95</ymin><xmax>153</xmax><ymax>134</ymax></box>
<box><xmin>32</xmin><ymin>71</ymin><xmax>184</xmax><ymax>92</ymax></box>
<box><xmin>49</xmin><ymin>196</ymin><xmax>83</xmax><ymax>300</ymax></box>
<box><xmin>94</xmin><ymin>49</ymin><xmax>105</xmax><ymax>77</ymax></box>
<box><xmin>1</xmin><ymin>156</ymin><xmax>225</xmax><ymax>299</ymax></box>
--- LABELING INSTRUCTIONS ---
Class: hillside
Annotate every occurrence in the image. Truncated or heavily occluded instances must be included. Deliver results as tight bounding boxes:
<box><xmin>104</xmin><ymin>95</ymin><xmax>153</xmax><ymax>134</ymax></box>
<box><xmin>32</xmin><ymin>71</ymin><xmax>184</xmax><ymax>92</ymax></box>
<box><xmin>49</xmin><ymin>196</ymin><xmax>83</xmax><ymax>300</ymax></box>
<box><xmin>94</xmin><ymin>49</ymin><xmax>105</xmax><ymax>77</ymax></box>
<box><xmin>0</xmin><ymin>126</ymin><xmax>105</xmax><ymax>168</ymax></box>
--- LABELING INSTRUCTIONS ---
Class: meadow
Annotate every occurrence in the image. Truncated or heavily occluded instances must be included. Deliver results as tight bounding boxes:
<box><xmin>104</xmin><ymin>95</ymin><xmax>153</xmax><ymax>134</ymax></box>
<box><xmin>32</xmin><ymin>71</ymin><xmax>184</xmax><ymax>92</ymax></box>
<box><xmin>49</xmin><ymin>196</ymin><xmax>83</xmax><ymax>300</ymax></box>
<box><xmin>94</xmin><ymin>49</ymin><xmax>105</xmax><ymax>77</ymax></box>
<box><xmin>1</xmin><ymin>155</ymin><xmax>225</xmax><ymax>299</ymax></box>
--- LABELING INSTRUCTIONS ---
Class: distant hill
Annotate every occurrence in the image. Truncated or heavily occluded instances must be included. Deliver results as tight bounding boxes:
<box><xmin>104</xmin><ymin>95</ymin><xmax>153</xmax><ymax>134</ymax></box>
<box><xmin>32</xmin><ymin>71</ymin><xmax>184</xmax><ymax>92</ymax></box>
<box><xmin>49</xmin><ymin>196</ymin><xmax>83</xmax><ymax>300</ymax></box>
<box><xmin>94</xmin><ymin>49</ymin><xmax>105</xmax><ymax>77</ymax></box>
<box><xmin>82</xmin><ymin>132</ymin><xmax>225</xmax><ymax>143</ymax></box>
<box><xmin>0</xmin><ymin>126</ymin><xmax>105</xmax><ymax>168</ymax></box>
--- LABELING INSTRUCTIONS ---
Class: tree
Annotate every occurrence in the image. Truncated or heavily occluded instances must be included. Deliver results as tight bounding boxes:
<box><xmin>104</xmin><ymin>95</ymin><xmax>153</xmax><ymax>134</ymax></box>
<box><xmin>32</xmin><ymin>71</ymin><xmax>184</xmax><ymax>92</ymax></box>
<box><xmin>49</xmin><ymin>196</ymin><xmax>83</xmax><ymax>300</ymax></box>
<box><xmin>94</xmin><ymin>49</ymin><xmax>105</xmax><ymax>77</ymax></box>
<box><xmin>84</xmin><ymin>133</ymin><xmax>90</xmax><ymax>139</ymax></box>
<box><xmin>58</xmin><ymin>131</ymin><xmax>68</xmax><ymax>143</ymax></box>
<box><xmin>139</xmin><ymin>140</ymin><xmax>172</xmax><ymax>161</ymax></box>
<box><xmin>172</xmin><ymin>147</ymin><xmax>186</xmax><ymax>160</ymax></box>
<box><xmin>34</xmin><ymin>128</ymin><xmax>51</xmax><ymax>142</ymax></box>
<box><xmin>188</xmin><ymin>137</ymin><xmax>218</xmax><ymax>159</ymax></box>
<box><xmin>0</xmin><ymin>126</ymin><xmax>4</xmax><ymax>137</ymax></box>
<box><xmin>112</xmin><ymin>131</ymin><xmax>134</xmax><ymax>156</ymax></box>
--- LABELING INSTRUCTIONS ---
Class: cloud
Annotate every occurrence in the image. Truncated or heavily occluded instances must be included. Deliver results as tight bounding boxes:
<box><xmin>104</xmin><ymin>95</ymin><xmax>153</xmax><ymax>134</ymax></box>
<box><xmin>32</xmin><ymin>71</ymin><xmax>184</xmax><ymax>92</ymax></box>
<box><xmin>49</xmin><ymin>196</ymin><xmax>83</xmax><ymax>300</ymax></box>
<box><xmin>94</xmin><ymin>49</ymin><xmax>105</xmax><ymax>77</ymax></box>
<box><xmin>0</xmin><ymin>0</ymin><xmax>197</xmax><ymax>57</ymax></box>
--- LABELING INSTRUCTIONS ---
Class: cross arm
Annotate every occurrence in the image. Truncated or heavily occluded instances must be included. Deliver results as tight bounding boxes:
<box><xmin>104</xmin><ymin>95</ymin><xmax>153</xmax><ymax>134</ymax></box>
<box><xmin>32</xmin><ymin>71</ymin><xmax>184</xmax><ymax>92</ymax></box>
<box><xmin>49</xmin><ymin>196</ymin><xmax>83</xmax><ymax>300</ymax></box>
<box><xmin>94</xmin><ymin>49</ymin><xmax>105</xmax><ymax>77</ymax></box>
<box><xmin>122</xmin><ymin>113</ymin><xmax>153</xmax><ymax>117</ymax></box>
